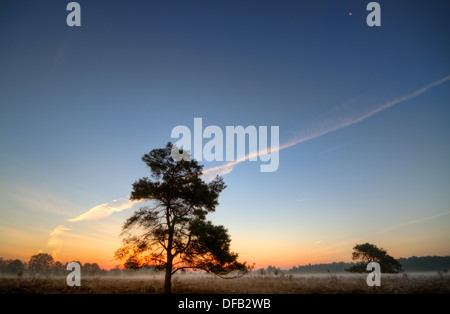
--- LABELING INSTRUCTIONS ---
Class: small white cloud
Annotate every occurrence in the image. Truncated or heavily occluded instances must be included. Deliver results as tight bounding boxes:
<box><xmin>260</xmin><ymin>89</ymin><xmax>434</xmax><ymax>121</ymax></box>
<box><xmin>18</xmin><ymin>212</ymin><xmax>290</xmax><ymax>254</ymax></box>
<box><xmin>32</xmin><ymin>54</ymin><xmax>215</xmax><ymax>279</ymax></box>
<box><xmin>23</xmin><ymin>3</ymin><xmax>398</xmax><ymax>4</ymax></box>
<box><xmin>47</xmin><ymin>225</ymin><xmax>71</xmax><ymax>261</ymax></box>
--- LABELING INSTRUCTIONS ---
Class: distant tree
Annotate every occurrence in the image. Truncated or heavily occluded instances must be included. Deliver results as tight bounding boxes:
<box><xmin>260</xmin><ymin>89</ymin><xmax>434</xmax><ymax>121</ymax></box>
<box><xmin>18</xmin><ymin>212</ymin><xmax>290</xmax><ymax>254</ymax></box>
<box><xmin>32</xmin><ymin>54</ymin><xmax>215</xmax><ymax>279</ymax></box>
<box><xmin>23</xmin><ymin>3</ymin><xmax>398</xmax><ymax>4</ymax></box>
<box><xmin>114</xmin><ymin>143</ymin><xmax>250</xmax><ymax>293</ymax></box>
<box><xmin>110</xmin><ymin>265</ymin><xmax>122</xmax><ymax>276</ymax></box>
<box><xmin>346</xmin><ymin>243</ymin><xmax>402</xmax><ymax>273</ymax></box>
<box><xmin>52</xmin><ymin>261</ymin><xmax>66</xmax><ymax>276</ymax></box>
<box><xmin>266</xmin><ymin>265</ymin><xmax>282</xmax><ymax>276</ymax></box>
<box><xmin>123</xmin><ymin>258</ymin><xmax>141</xmax><ymax>271</ymax></box>
<box><xmin>398</xmin><ymin>256</ymin><xmax>450</xmax><ymax>272</ymax></box>
<box><xmin>5</xmin><ymin>259</ymin><xmax>25</xmax><ymax>276</ymax></box>
<box><xmin>28</xmin><ymin>253</ymin><xmax>54</xmax><ymax>277</ymax></box>
<box><xmin>83</xmin><ymin>263</ymin><xmax>102</xmax><ymax>276</ymax></box>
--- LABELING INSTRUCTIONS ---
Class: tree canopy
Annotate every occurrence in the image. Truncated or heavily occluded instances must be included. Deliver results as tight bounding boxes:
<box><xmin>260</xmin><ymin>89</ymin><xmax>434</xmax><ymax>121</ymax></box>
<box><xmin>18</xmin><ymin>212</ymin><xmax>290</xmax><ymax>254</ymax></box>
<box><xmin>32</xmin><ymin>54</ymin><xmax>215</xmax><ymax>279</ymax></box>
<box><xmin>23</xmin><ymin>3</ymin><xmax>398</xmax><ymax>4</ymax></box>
<box><xmin>346</xmin><ymin>243</ymin><xmax>403</xmax><ymax>273</ymax></box>
<box><xmin>28</xmin><ymin>253</ymin><xmax>54</xmax><ymax>277</ymax></box>
<box><xmin>114</xmin><ymin>142</ymin><xmax>250</xmax><ymax>293</ymax></box>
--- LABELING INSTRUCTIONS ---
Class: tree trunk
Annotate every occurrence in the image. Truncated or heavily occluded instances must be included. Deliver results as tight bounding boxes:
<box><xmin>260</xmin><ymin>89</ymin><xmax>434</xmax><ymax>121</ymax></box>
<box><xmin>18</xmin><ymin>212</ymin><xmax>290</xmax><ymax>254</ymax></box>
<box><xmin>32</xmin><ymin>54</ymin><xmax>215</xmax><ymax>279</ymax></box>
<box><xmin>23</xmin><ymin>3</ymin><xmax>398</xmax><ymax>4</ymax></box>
<box><xmin>163</xmin><ymin>258</ymin><xmax>172</xmax><ymax>294</ymax></box>
<box><xmin>164</xmin><ymin>206</ymin><xmax>174</xmax><ymax>294</ymax></box>
<box><xmin>164</xmin><ymin>220</ymin><xmax>174</xmax><ymax>294</ymax></box>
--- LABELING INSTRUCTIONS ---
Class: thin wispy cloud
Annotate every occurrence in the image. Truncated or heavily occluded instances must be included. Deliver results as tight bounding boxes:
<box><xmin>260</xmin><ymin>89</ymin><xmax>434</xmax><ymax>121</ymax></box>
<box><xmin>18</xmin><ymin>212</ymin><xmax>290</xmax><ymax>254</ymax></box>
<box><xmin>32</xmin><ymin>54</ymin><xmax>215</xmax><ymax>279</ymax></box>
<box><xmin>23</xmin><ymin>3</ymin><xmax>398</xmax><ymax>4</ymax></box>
<box><xmin>3</xmin><ymin>184</ymin><xmax>74</xmax><ymax>217</ymax></box>
<box><xmin>311</xmin><ymin>238</ymin><xmax>358</xmax><ymax>254</ymax></box>
<box><xmin>47</xmin><ymin>198</ymin><xmax>136</xmax><ymax>259</ymax></box>
<box><xmin>376</xmin><ymin>211</ymin><xmax>450</xmax><ymax>233</ymax></box>
<box><xmin>203</xmin><ymin>75</ymin><xmax>450</xmax><ymax>181</ymax></box>
<box><xmin>60</xmin><ymin>226</ymin><xmax>122</xmax><ymax>249</ymax></box>
<box><xmin>287</xmin><ymin>238</ymin><xmax>360</xmax><ymax>265</ymax></box>
<box><xmin>202</xmin><ymin>162</ymin><xmax>237</xmax><ymax>182</ymax></box>
<box><xmin>67</xmin><ymin>198</ymin><xmax>136</xmax><ymax>222</ymax></box>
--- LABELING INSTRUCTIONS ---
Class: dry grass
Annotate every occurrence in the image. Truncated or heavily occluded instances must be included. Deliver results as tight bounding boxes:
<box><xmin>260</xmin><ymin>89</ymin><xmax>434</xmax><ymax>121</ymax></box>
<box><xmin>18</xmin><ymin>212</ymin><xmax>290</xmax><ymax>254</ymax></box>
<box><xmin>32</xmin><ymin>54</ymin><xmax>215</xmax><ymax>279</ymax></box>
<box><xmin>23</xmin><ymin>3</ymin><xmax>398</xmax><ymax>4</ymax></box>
<box><xmin>0</xmin><ymin>273</ymin><xmax>449</xmax><ymax>294</ymax></box>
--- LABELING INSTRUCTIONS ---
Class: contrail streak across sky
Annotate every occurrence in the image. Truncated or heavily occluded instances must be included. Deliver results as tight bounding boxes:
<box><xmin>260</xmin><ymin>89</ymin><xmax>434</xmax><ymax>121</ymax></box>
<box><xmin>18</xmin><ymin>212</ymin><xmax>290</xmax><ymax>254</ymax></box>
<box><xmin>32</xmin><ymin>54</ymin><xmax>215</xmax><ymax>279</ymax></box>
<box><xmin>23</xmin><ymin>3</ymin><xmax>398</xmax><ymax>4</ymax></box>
<box><xmin>202</xmin><ymin>75</ymin><xmax>450</xmax><ymax>180</ymax></box>
<box><xmin>66</xmin><ymin>76</ymin><xmax>450</xmax><ymax>223</ymax></box>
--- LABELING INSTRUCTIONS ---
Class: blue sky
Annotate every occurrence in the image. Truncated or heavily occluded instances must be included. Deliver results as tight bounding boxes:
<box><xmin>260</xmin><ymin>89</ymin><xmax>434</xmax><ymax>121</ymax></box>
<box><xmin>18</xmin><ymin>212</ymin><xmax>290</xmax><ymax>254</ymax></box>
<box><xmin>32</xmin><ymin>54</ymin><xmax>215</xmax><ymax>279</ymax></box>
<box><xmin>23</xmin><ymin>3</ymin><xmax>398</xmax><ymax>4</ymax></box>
<box><xmin>0</xmin><ymin>0</ymin><xmax>449</xmax><ymax>268</ymax></box>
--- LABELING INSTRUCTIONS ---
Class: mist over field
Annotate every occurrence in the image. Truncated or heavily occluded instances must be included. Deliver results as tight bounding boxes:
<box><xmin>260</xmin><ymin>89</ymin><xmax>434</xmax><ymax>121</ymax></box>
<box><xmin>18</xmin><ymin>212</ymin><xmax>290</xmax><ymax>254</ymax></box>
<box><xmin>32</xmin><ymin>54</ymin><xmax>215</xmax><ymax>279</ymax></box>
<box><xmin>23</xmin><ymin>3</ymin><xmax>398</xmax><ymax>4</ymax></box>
<box><xmin>1</xmin><ymin>270</ymin><xmax>449</xmax><ymax>294</ymax></box>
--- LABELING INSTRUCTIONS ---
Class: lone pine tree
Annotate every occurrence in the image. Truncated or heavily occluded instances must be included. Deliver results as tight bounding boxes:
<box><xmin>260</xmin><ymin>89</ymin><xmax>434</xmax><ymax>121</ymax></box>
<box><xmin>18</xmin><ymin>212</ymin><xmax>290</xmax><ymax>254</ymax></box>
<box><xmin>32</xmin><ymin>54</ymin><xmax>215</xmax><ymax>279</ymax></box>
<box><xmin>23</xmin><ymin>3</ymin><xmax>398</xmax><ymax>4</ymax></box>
<box><xmin>115</xmin><ymin>142</ymin><xmax>249</xmax><ymax>293</ymax></box>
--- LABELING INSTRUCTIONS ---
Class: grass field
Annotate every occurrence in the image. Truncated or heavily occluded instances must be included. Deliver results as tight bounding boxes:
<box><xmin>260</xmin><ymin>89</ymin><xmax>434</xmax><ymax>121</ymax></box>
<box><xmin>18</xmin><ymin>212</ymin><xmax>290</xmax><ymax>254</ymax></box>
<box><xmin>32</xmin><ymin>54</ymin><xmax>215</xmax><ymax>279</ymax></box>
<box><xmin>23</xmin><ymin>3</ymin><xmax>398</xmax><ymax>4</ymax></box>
<box><xmin>1</xmin><ymin>272</ymin><xmax>449</xmax><ymax>294</ymax></box>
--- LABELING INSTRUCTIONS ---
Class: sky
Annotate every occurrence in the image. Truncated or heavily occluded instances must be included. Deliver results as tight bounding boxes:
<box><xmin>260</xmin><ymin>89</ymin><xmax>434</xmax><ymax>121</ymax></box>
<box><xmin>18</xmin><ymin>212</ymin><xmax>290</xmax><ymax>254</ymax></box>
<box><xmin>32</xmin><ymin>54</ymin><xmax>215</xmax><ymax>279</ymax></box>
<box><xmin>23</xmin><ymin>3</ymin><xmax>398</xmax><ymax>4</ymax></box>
<box><xmin>0</xmin><ymin>0</ymin><xmax>449</xmax><ymax>269</ymax></box>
